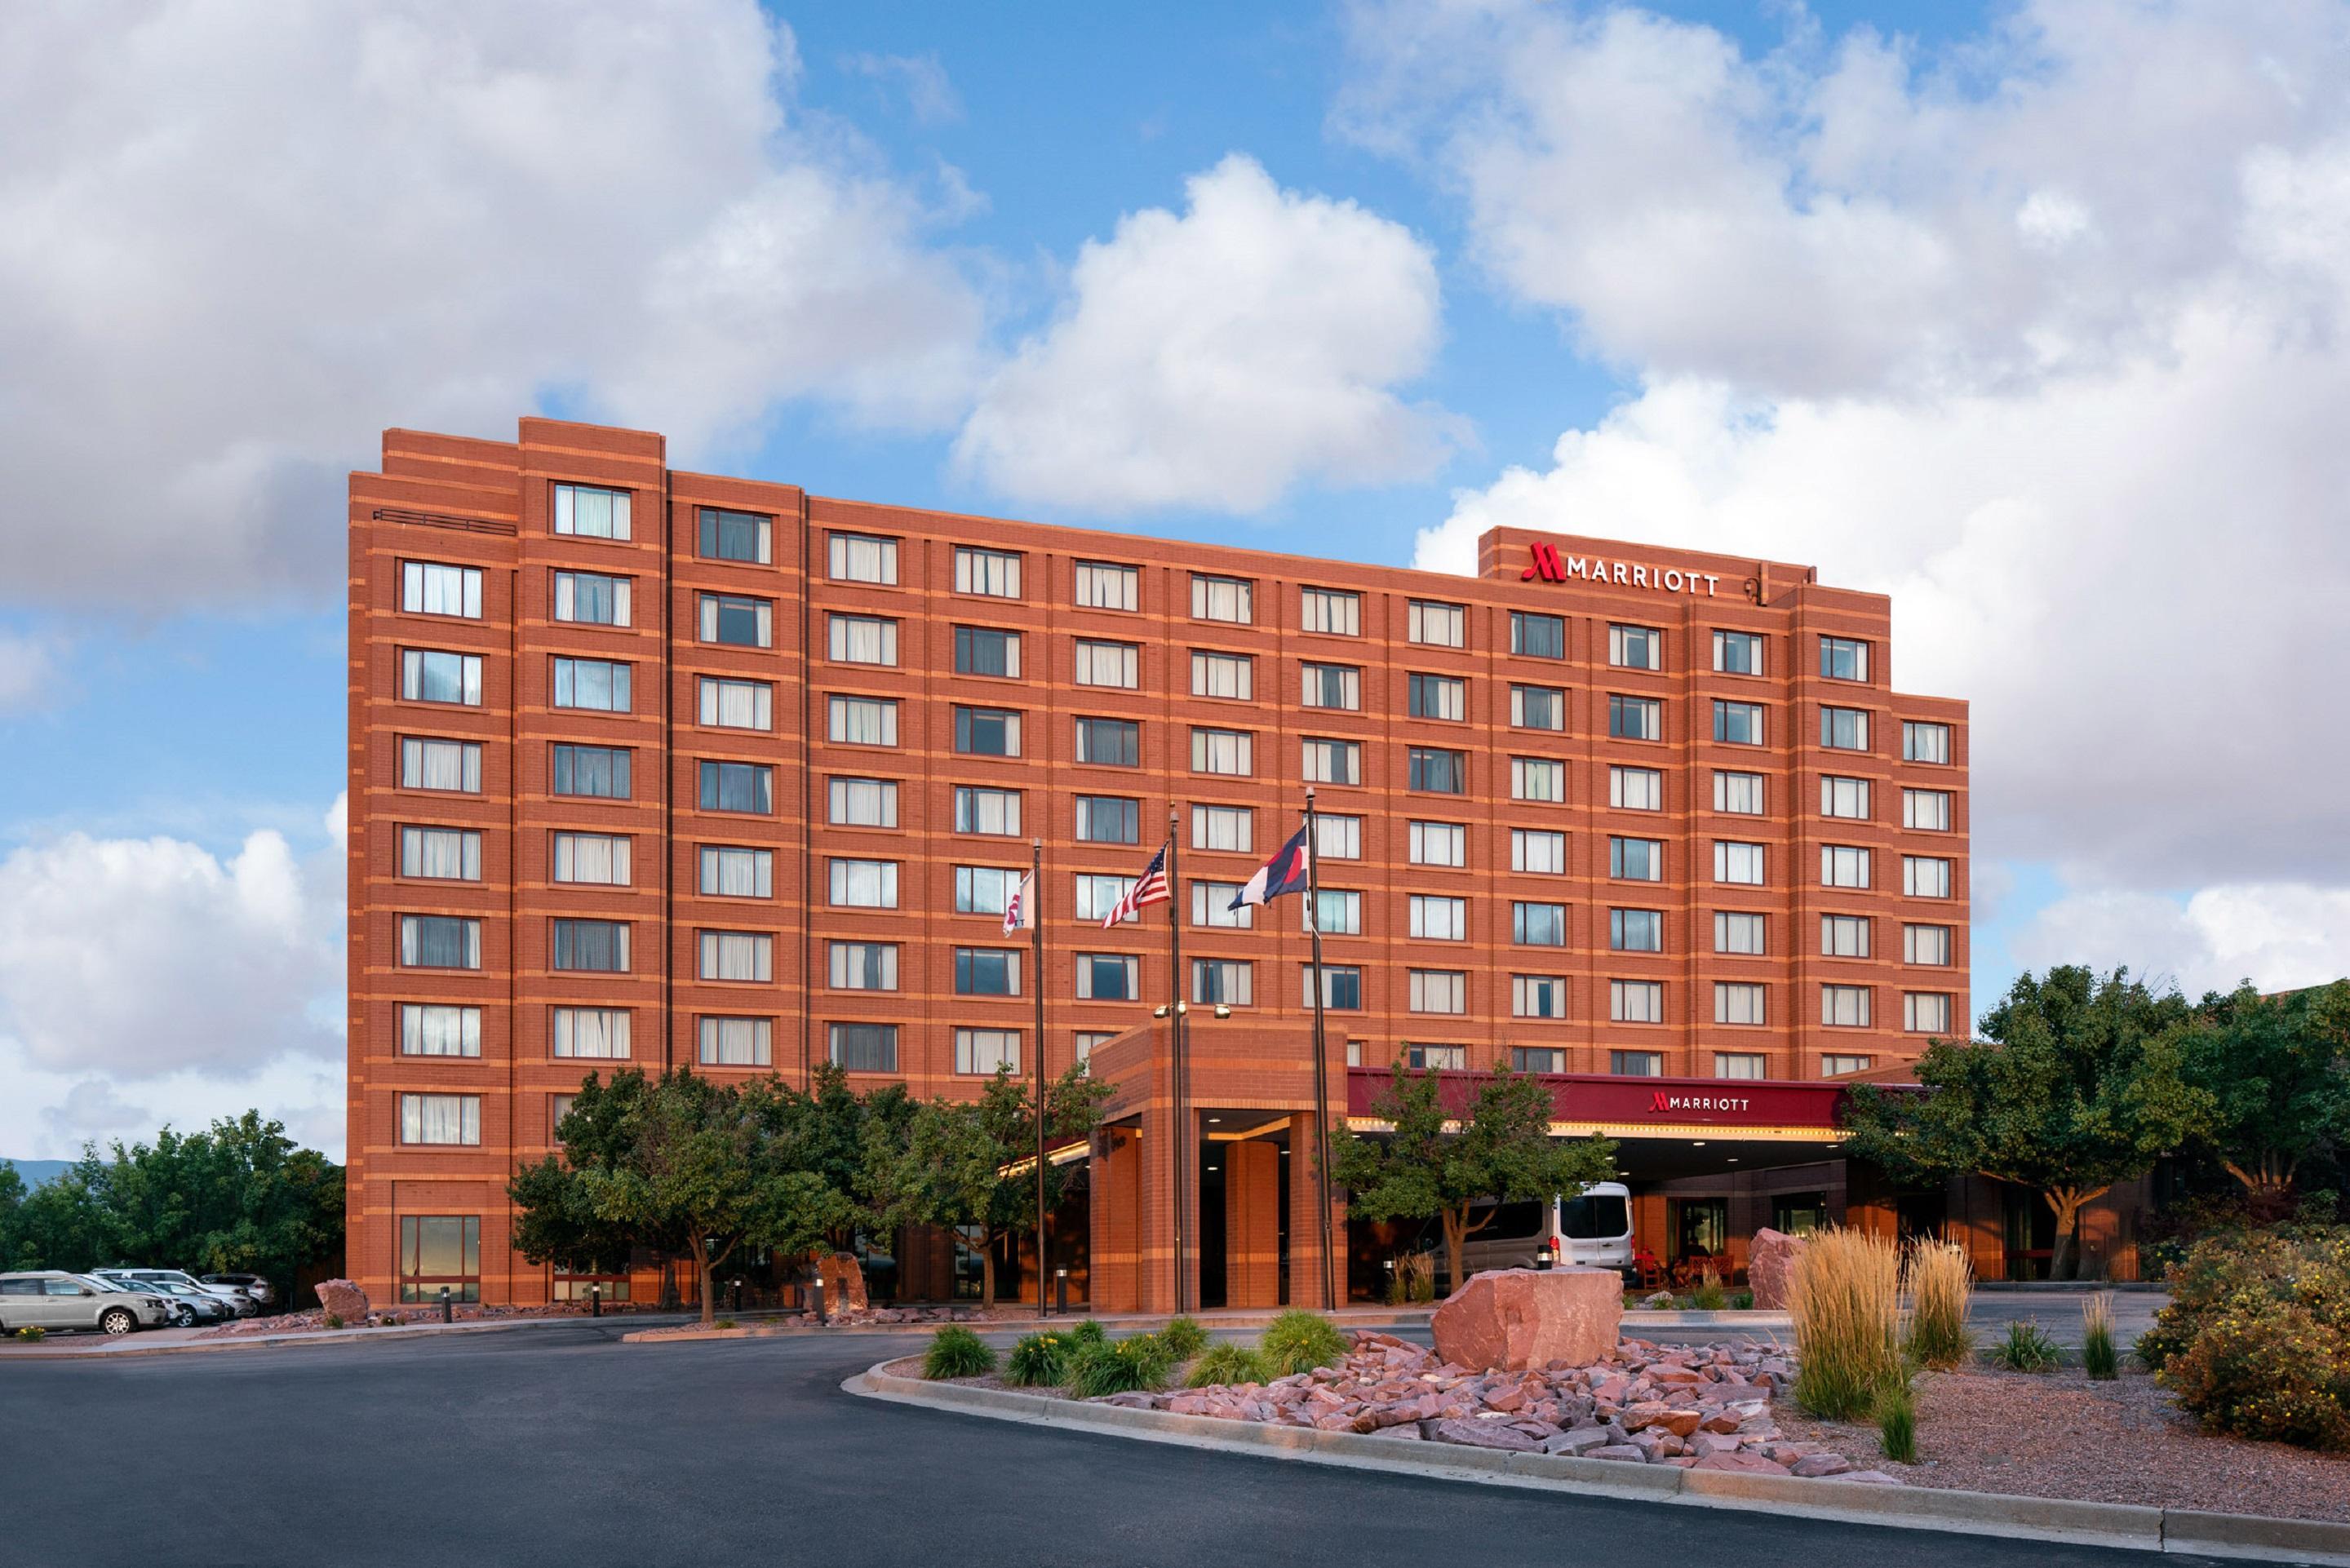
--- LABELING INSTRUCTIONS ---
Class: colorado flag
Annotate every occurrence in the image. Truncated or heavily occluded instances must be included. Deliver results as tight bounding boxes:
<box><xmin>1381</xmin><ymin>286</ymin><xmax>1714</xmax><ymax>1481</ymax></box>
<box><xmin>1228</xmin><ymin>824</ymin><xmax>1312</xmax><ymax>910</ymax></box>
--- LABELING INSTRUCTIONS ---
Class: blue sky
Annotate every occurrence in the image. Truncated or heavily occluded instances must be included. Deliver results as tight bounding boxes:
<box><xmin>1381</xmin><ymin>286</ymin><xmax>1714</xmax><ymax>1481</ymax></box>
<box><xmin>2</xmin><ymin>0</ymin><xmax>2345</xmax><ymax>1158</ymax></box>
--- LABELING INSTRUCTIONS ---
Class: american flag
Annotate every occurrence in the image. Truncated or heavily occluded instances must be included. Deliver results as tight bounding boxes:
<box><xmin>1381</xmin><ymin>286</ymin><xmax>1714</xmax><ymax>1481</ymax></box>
<box><xmin>1101</xmin><ymin>842</ymin><xmax>1170</xmax><ymax>928</ymax></box>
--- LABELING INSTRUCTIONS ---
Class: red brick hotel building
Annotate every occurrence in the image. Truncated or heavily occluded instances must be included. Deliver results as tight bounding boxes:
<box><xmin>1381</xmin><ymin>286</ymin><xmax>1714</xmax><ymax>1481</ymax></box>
<box><xmin>347</xmin><ymin>418</ymin><xmax>1977</xmax><ymax>1310</ymax></box>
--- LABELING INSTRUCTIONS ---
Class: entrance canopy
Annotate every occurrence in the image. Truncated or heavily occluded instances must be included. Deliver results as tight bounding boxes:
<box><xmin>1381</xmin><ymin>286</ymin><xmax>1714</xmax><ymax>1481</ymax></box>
<box><xmin>1344</xmin><ymin>1066</ymin><xmax>1874</xmax><ymax>1145</ymax></box>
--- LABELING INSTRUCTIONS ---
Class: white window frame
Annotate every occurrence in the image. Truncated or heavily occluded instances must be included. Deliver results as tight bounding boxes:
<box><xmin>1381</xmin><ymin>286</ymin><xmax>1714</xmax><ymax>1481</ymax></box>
<box><xmin>827</xmin><ymin>532</ymin><xmax>898</xmax><ymax>585</ymax></box>
<box><xmin>1408</xmin><ymin>821</ymin><xmax>1466</xmax><ymax>867</ymax></box>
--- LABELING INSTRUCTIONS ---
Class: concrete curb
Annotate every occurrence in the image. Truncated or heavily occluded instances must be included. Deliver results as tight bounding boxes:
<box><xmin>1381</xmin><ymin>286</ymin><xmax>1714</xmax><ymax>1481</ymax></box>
<box><xmin>0</xmin><ymin>1313</ymin><xmax>642</xmax><ymax>1361</ymax></box>
<box><xmin>846</xmin><ymin>1362</ymin><xmax>2350</xmax><ymax>1566</ymax></box>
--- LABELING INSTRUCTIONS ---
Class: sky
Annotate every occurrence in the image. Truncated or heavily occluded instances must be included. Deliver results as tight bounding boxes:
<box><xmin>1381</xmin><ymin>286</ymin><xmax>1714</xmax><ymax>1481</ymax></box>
<box><xmin>2</xmin><ymin>0</ymin><xmax>2347</xmax><ymax>1162</ymax></box>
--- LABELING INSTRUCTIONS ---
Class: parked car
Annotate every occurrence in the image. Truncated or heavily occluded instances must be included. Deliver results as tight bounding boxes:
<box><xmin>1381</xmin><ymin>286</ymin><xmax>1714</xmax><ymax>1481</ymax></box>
<box><xmin>200</xmin><ymin>1273</ymin><xmax>275</xmax><ymax>1309</ymax></box>
<box><xmin>1453</xmin><ymin>1180</ymin><xmax>1637</xmax><ymax>1281</ymax></box>
<box><xmin>0</xmin><ymin>1271</ymin><xmax>170</xmax><ymax>1335</ymax></box>
<box><xmin>80</xmin><ymin>1273</ymin><xmax>200</xmax><ymax>1328</ymax></box>
<box><xmin>95</xmin><ymin>1269</ymin><xmax>259</xmax><ymax>1317</ymax></box>
<box><xmin>135</xmin><ymin>1278</ymin><xmax>233</xmax><ymax>1326</ymax></box>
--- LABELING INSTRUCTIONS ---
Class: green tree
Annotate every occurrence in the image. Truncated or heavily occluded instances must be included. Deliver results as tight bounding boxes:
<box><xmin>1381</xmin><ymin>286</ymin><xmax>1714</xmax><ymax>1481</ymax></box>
<box><xmin>790</xmin><ymin>1061</ymin><xmax>912</xmax><ymax>1250</ymax></box>
<box><xmin>863</xmin><ymin>1065</ymin><xmax>1109</xmax><ymax>1309</ymax></box>
<box><xmin>2176</xmin><ymin>980</ymin><xmax>2350</xmax><ymax>1201</ymax></box>
<box><xmin>1330</xmin><ymin>1062</ymin><xmax>1617</xmax><ymax>1290</ymax></box>
<box><xmin>508</xmin><ymin>1071</ymin><xmax>650</xmax><ymax>1282</ymax></box>
<box><xmin>1843</xmin><ymin>966</ymin><xmax>2214</xmax><ymax>1278</ymax></box>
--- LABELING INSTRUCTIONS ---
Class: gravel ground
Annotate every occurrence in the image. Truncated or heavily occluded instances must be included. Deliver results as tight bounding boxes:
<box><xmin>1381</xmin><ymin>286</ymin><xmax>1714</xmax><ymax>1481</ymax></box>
<box><xmin>1775</xmin><ymin>1367</ymin><xmax>2350</xmax><ymax>1523</ymax></box>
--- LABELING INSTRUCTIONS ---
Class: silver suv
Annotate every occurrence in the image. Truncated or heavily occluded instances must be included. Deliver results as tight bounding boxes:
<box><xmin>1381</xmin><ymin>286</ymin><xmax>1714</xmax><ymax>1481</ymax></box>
<box><xmin>0</xmin><ymin>1271</ymin><xmax>171</xmax><ymax>1335</ymax></box>
<box><xmin>96</xmin><ymin>1268</ymin><xmax>257</xmax><ymax>1318</ymax></box>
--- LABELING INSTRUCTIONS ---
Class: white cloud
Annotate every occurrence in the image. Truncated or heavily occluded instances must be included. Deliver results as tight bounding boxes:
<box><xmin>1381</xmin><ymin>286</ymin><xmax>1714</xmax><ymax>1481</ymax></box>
<box><xmin>955</xmin><ymin>154</ymin><xmax>1456</xmax><ymax>512</ymax></box>
<box><xmin>0</xmin><ymin>635</ymin><xmax>60</xmax><ymax>712</ymax></box>
<box><xmin>2011</xmin><ymin>883</ymin><xmax>2350</xmax><ymax>999</ymax></box>
<box><xmin>848</xmin><ymin>52</ymin><xmax>964</xmax><ymax>126</ymax></box>
<box><xmin>0</xmin><ymin>0</ymin><xmax>986</xmax><ymax>609</ymax></box>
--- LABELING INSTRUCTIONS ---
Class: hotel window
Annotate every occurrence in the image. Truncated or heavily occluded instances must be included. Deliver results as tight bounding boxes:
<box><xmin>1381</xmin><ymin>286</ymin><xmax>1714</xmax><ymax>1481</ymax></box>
<box><xmin>1346</xmin><ymin>1042</ymin><xmax>1365</xmax><ymax>1067</ymax></box>
<box><xmin>552</xmin><ymin>831</ymin><xmax>630</xmax><ymax>887</ymax></box>
<box><xmin>401</xmin><ymin>1094</ymin><xmax>481</xmax><ymax>1146</ymax></box>
<box><xmin>1714</xmin><ymin>985</ymin><xmax>1766</xmax><ymax>1027</ymax></box>
<box><xmin>955</xmin><ymin>546</ymin><xmax>1022</xmax><ymax>599</ymax></box>
<box><xmin>554</xmin><ymin>483</ymin><xmax>630</xmax><ymax>541</ymax></box>
<box><xmin>1904</xmin><ymin>788</ymin><xmax>1953</xmax><ymax>831</ymax></box>
<box><xmin>552</xmin><ymin>657</ymin><xmax>630</xmax><ymax>712</ymax></box>
<box><xmin>828</xmin><ymin>858</ymin><xmax>898</xmax><ymax>909</ymax></box>
<box><xmin>1514</xmin><ymin>975</ymin><xmax>1567</xmax><ymax>1019</ymax></box>
<box><xmin>1609</xmin><ymin>694</ymin><xmax>1661</xmax><ymax>741</ymax></box>
<box><xmin>1193</xmin><ymin>805</ymin><xmax>1252</xmax><ymax>853</ymax></box>
<box><xmin>1512</xmin><ymin>828</ymin><xmax>1567</xmax><ymax>875</ymax></box>
<box><xmin>1903</xmin><ymin>720</ymin><xmax>1953</xmax><ymax>764</ymax></box>
<box><xmin>553</xmin><ymin>743</ymin><xmax>630</xmax><ymax>800</ymax></box>
<box><xmin>703</xmin><ymin>593</ymin><xmax>774</xmax><ymax>650</ymax></box>
<box><xmin>954</xmin><ymin>626</ymin><xmax>1021</xmax><ymax>678</ymax></box>
<box><xmin>1074</xmin><ymin>640</ymin><xmax>1140</xmax><ymax>689</ymax></box>
<box><xmin>698</xmin><ymin>760</ymin><xmax>773</xmax><ymax>814</ymax></box>
<box><xmin>1820</xmin><ymin>636</ymin><xmax>1870</xmax><ymax>682</ymax></box>
<box><xmin>1409</xmin><ymin>821</ymin><xmax>1466</xmax><ymax>867</ymax></box>
<box><xmin>552</xmin><ymin>1008</ymin><xmax>630</xmax><ymax>1060</ymax></box>
<box><xmin>1193</xmin><ymin>649</ymin><xmax>1253</xmax><ymax>700</ymax></box>
<box><xmin>1405</xmin><ymin>1044</ymin><xmax>1468</xmax><ymax>1070</ymax></box>
<box><xmin>1822</xmin><ymin>914</ymin><xmax>1872</xmax><ymax>958</ymax></box>
<box><xmin>1307</xmin><ymin>966</ymin><xmax>1364</xmax><ymax>1010</ymax></box>
<box><xmin>1408</xmin><ymin>746</ymin><xmax>1465</xmax><ymax>794</ymax></box>
<box><xmin>955</xmin><ymin>706</ymin><xmax>1022</xmax><ymax>758</ymax></box>
<box><xmin>1075</xmin><ymin>795</ymin><xmax>1140</xmax><ymax>845</ymax></box>
<box><xmin>1191</xmin><ymin>881</ymin><xmax>1253</xmax><ymax>929</ymax></box>
<box><xmin>1820</xmin><ymin>706</ymin><xmax>1870</xmax><ymax>751</ymax></box>
<box><xmin>1610</xmin><ymin>908</ymin><xmax>1661</xmax><ymax>952</ymax></box>
<box><xmin>1820</xmin><ymin>844</ymin><xmax>1872</xmax><ymax>888</ymax></box>
<box><xmin>1714</xmin><ymin>770</ymin><xmax>1764</xmax><ymax>814</ymax></box>
<box><xmin>1410</xmin><ymin>894</ymin><xmax>1466</xmax><ymax>941</ymax></box>
<box><xmin>1192</xmin><ymin>959</ymin><xmax>1253</xmax><ymax>1006</ymax></box>
<box><xmin>1408</xmin><ymin>673</ymin><xmax>1465</xmax><ymax>721</ymax></box>
<box><xmin>1715</xmin><ymin>911</ymin><xmax>1765</xmax><ymax>955</ymax></box>
<box><xmin>1510</xmin><ymin>611</ymin><xmax>1565</xmax><ymax>659</ymax></box>
<box><xmin>827</xmin><ymin>532</ymin><xmax>898</xmax><ymax>585</ymax></box>
<box><xmin>827</xmin><ymin>613</ymin><xmax>894</xmax><ymax>665</ymax></box>
<box><xmin>1904</xmin><ymin>856</ymin><xmax>1954</xmax><ymax>898</ymax></box>
<box><xmin>1609</xmin><ymin>624</ymin><xmax>1661</xmax><ymax>670</ymax></box>
<box><xmin>1071</xmin><ymin>874</ymin><xmax>1134</xmax><ymax>924</ymax></box>
<box><xmin>401</xmin><ymin>737</ymin><xmax>481</xmax><ymax>794</ymax></box>
<box><xmin>1075</xmin><ymin>560</ymin><xmax>1139</xmax><ymax>612</ymax></box>
<box><xmin>1612</xmin><ymin>1051</ymin><xmax>1665</xmax><ymax>1077</ymax></box>
<box><xmin>399</xmin><ymin>915</ymin><xmax>479</xmax><ymax>970</ymax></box>
<box><xmin>552</xmin><ymin>919</ymin><xmax>628</xmax><ymax>972</ymax></box>
<box><xmin>1513</xmin><ymin>1048</ymin><xmax>1567</xmax><ymax>1074</ymax></box>
<box><xmin>1074</xmin><ymin>1032</ymin><xmax>1115</xmax><ymax>1065</ymax></box>
<box><xmin>1714</xmin><ymin>1051</ymin><xmax>1767</xmax><ymax>1079</ymax></box>
<box><xmin>1609</xmin><ymin>836</ymin><xmax>1663</xmax><ymax>882</ymax></box>
<box><xmin>1301</xmin><ymin>587</ymin><xmax>1361</xmax><ymax>636</ymax></box>
<box><xmin>403</xmin><ymin>561</ymin><xmax>482</xmax><ymax>619</ymax></box>
<box><xmin>955</xmin><ymin>948</ymin><xmax>1022</xmax><ymax>997</ymax></box>
<box><xmin>1904</xmin><ymin>924</ymin><xmax>1953</xmax><ymax>965</ymax></box>
<box><xmin>1191</xmin><ymin>727</ymin><xmax>1253</xmax><ymax>776</ymax></box>
<box><xmin>1607</xmin><ymin>765</ymin><xmax>1664</xmax><ymax>812</ymax></box>
<box><xmin>1316</xmin><ymin>813</ymin><xmax>1363</xmax><ymax>860</ymax></box>
<box><xmin>1822</xmin><ymin>776</ymin><xmax>1871</xmax><ymax>820</ymax></box>
<box><xmin>400</xmin><ymin>826</ymin><xmax>481</xmax><ymax>882</ymax></box>
<box><xmin>956</xmin><ymin>1028</ymin><xmax>1021</xmax><ymax>1075</ymax></box>
<box><xmin>827</xmin><ymin>941</ymin><xmax>898</xmax><ymax>991</ymax></box>
<box><xmin>1511</xmin><ymin>684</ymin><xmax>1563</xmax><ymax>731</ymax></box>
<box><xmin>828</xmin><ymin>1022</ymin><xmax>897</xmax><ymax>1073</ymax></box>
<box><xmin>700</xmin><ymin>1017</ymin><xmax>773</xmax><ymax>1067</ymax></box>
<box><xmin>400</xmin><ymin>1004</ymin><xmax>481</xmax><ymax>1057</ymax></box>
<box><xmin>401</xmin><ymin>649</ymin><xmax>482</xmax><ymax>707</ymax></box>
<box><xmin>1075</xmin><ymin>953</ymin><xmax>1137</xmax><ymax>1000</ymax></box>
<box><xmin>698</xmin><ymin>931</ymin><xmax>773</xmax><ymax>983</ymax></box>
<box><xmin>1714</xmin><ymin>841</ymin><xmax>1765</xmax><ymax>886</ymax></box>
<box><xmin>1713</xmin><ymin>629</ymin><xmax>1762</xmax><ymax>674</ymax></box>
<box><xmin>1075</xmin><ymin>716</ymin><xmax>1139</xmax><ymax>767</ymax></box>
<box><xmin>1611</xmin><ymin>981</ymin><xmax>1665</xmax><ymax>1023</ymax></box>
<box><xmin>698</xmin><ymin>676</ymin><xmax>772</xmax><ymax>731</ymax></box>
<box><xmin>1408</xmin><ymin>970</ymin><xmax>1466</xmax><ymax>1015</ymax></box>
<box><xmin>1511</xmin><ymin>757</ymin><xmax>1564</xmax><ymax>803</ymax></box>
<box><xmin>1713</xmin><ymin>699</ymin><xmax>1764</xmax><ymax>746</ymax></box>
<box><xmin>1306</xmin><ymin>888</ymin><xmax>1361</xmax><ymax>936</ymax></box>
<box><xmin>1514</xmin><ymin>901</ymin><xmax>1567</xmax><ymax>947</ymax></box>
<box><xmin>953</xmin><ymin>786</ymin><xmax>1020</xmax><ymax>836</ymax></box>
<box><xmin>1822</xmin><ymin>985</ymin><xmax>1873</xmax><ymax>1027</ymax></box>
<box><xmin>1409</xmin><ymin>600</ymin><xmax>1465</xmax><ymax>648</ymax></box>
<box><xmin>399</xmin><ymin>1215</ymin><xmax>481</xmax><ymax>1304</ymax></box>
<box><xmin>698</xmin><ymin>507</ymin><xmax>769</xmax><ymax>564</ymax></box>
<box><xmin>1301</xmin><ymin>662</ymin><xmax>1360</xmax><ymax>711</ymax></box>
<box><xmin>699</xmin><ymin>846</ymin><xmax>774</xmax><ymax>899</ymax></box>
<box><xmin>1191</xmin><ymin>574</ymin><xmax>1253</xmax><ymax>624</ymax></box>
<box><xmin>829</xmin><ymin>776</ymin><xmax>898</xmax><ymax>828</ymax></box>
<box><xmin>1822</xmin><ymin>1053</ymin><xmax>1873</xmax><ymax>1076</ymax></box>
<box><xmin>1904</xmin><ymin>992</ymin><xmax>1953</xmax><ymax>1033</ymax></box>
<box><xmin>553</xmin><ymin>569</ymin><xmax>630</xmax><ymax>627</ymax></box>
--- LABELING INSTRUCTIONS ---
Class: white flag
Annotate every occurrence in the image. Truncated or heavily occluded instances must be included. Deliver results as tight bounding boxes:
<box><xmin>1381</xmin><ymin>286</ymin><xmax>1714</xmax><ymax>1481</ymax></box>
<box><xmin>1002</xmin><ymin>871</ymin><xmax>1033</xmax><ymax>935</ymax></box>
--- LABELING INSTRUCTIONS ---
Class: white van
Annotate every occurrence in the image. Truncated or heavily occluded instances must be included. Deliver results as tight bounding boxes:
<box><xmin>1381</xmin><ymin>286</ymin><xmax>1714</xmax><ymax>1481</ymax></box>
<box><xmin>1452</xmin><ymin>1182</ymin><xmax>1636</xmax><ymax>1282</ymax></box>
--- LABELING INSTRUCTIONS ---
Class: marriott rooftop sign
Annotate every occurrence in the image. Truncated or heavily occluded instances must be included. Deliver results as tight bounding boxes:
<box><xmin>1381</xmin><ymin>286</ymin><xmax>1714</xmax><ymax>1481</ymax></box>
<box><xmin>1520</xmin><ymin>540</ymin><xmax>1724</xmax><ymax>596</ymax></box>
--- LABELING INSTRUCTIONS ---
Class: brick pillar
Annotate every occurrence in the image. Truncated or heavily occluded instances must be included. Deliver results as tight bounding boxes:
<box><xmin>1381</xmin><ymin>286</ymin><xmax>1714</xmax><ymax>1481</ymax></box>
<box><xmin>1089</xmin><ymin>1128</ymin><xmax>1142</xmax><ymax>1313</ymax></box>
<box><xmin>1287</xmin><ymin>1110</ymin><xmax>1344</xmax><ymax>1309</ymax></box>
<box><xmin>1224</xmin><ymin>1141</ymin><xmax>1281</xmax><ymax>1309</ymax></box>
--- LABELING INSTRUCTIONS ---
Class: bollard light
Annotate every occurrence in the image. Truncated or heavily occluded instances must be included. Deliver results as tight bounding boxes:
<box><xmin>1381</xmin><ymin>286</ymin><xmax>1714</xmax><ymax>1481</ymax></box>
<box><xmin>439</xmin><ymin>1284</ymin><xmax>452</xmax><ymax>1324</ymax></box>
<box><xmin>1054</xmin><ymin>1267</ymin><xmax>1069</xmax><ymax>1315</ymax></box>
<box><xmin>590</xmin><ymin>1283</ymin><xmax>601</xmax><ymax>1318</ymax></box>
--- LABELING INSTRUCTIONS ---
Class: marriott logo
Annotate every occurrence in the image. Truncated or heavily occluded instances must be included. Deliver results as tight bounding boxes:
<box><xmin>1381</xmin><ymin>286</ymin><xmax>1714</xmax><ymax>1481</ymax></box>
<box><xmin>1522</xmin><ymin>541</ymin><xmax>1723</xmax><ymax>597</ymax></box>
<box><xmin>1651</xmin><ymin>1092</ymin><xmax>1753</xmax><ymax>1114</ymax></box>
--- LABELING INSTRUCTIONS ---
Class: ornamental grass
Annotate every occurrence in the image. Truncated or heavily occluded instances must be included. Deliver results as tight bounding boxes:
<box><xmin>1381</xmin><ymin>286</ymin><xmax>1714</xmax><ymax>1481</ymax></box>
<box><xmin>1156</xmin><ymin>1315</ymin><xmax>1210</xmax><ymax>1361</ymax></box>
<box><xmin>1260</xmin><ymin>1309</ymin><xmax>1349</xmax><ymax>1376</ymax></box>
<box><xmin>1902</xmin><ymin>1238</ymin><xmax>1976</xmax><ymax>1370</ymax></box>
<box><xmin>1186</xmin><ymin>1342</ymin><xmax>1275</xmax><ymax>1388</ymax></box>
<box><xmin>1789</xmin><ymin>1225</ymin><xmax>1905</xmax><ymax>1420</ymax></box>
<box><xmin>2082</xmin><ymin>1293</ymin><xmax>2120</xmax><ymax>1380</ymax></box>
<box><xmin>922</xmin><ymin>1324</ymin><xmax>996</xmax><ymax>1380</ymax></box>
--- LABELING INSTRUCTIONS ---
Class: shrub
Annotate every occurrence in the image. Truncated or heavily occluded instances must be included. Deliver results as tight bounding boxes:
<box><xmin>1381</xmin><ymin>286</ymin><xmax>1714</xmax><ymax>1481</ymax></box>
<box><xmin>1064</xmin><ymin>1318</ymin><xmax>1109</xmax><ymax>1349</ymax></box>
<box><xmin>1067</xmin><ymin>1333</ymin><xmax>1172</xmax><ymax>1397</ymax></box>
<box><xmin>1157</xmin><ymin>1315</ymin><xmax>1209</xmax><ymax>1360</ymax></box>
<box><xmin>1903</xmin><ymin>1239</ymin><xmax>1975</xmax><ymax>1370</ymax></box>
<box><xmin>2082</xmin><ymin>1294</ymin><xmax>2119</xmax><ymax>1380</ymax></box>
<box><xmin>16</xmin><ymin>1326</ymin><xmax>46</xmax><ymax>1343</ymax></box>
<box><xmin>321</xmin><ymin>1312</ymin><xmax>343</xmax><ymax>1330</ymax></box>
<box><xmin>1186</xmin><ymin>1342</ymin><xmax>1274</xmax><ymax>1388</ymax></box>
<box><xmin>1261</xmin><ymin>1309</ymin><xmax>1349</xmax><ymax>1376</ymax></box>
<box><xmin>1386</xmin><ymin>1251</ymin><xmax>1436</xmax><ymax>1304</ymax></box>
<box><xmin>1789</xmin><ymin>1226</ymin><xmax>1904</xmax><ymax>1420</ymax></box>
<box><xmin>1004</xmin><ymin>1331</ymin><xmax>1069</xmax><ymax>1388</ymax></box>
<box><xmin>1690</xmin><ymin>1265</ymin><xmax>1728</xmax><ymax>1313</ymax></box>
<box><xmin>1991</xmin><ymin>1320</ymin><xmax>2062</xmax><ymax>1372</ymax></box>
<box><xmin>712</xmin><ymin>1318</ymin><xmax>738</xmax><ymax>1331</ymax></box>
<box><xmin>923</xmin><ymin>1324</ymin><xmax>996</xmax><ymax>1380</ymax></box>
<box><xmin>2140</xmin><ymin>1225</ymin><xmax>2350</xmax><ymax>1449</ymax></box>
<box><xmin>1875</xmin><ymin>1380</ymin><xmax>1918</xmax><ymax>1464</ymax></box>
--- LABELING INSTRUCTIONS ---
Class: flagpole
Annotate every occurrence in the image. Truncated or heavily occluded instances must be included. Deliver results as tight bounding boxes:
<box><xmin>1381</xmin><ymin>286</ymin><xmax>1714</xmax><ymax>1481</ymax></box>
<box><xmin>1031</xmin><ymin>837</ymin><xmax>1046</xmax><ymax>1320</ymax></box>
<box><xmin>1303</xmin><ymin>787</ymin><xmax>1335</xmax><ymax>1310</ymax></box>
<box><xmin>1165</xmin><ymin>810</ymin><xmax>1186</xmax><ymax>1316</ymax></box>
